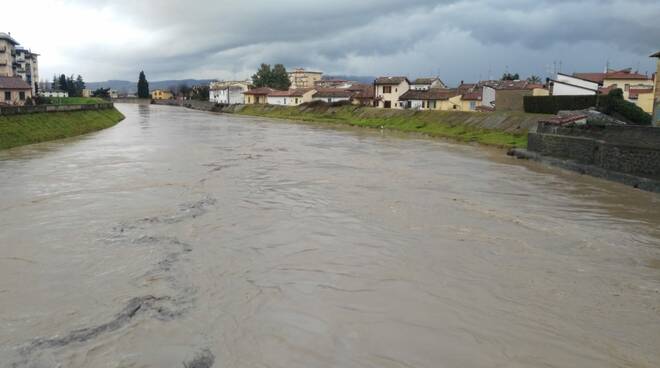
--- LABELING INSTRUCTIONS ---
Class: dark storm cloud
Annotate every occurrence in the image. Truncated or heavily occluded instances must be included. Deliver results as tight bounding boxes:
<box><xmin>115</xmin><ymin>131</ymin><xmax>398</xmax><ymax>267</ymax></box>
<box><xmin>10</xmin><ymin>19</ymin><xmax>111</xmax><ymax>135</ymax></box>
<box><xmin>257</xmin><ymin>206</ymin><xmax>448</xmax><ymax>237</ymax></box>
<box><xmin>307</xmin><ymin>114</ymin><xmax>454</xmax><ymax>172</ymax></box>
<box><xmin>65</xmin><ymin>0</ymin><xmax>660</xmax><ymax>83</ymax></box>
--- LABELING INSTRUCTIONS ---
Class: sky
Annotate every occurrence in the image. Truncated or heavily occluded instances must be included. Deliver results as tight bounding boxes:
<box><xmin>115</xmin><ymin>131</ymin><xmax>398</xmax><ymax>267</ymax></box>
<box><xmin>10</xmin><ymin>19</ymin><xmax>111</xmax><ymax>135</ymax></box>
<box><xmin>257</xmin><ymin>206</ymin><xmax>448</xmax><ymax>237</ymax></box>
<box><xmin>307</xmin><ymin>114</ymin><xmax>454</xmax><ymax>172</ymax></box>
<box><xmin>4</xmin><ymin>0</ymin><xmax>660</xmax><ymax>85</ymax></box>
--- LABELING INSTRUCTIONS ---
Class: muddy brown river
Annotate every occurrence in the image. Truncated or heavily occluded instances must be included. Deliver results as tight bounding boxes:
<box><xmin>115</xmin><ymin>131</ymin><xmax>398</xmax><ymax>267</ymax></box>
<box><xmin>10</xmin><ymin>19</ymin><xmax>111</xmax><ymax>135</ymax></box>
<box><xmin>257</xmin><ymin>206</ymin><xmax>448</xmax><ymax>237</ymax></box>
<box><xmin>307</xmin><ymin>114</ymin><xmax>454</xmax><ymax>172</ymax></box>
<box><xmin>1</xmin><ymin>103</ymin><xmax>659</xmax><ymax>367</ymax></box>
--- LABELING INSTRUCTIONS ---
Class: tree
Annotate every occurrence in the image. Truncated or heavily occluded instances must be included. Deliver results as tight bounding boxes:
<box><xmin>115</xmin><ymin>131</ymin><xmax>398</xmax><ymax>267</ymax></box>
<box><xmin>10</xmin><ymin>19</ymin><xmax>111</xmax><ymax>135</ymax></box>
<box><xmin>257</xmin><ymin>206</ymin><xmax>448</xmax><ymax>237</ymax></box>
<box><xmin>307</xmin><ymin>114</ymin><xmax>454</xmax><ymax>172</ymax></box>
<box><xmin>92</xmin><ymin>88</ymin><xmax>111</xmax><ymax>98</ymax></box>
<box><xmin>251</xmin><ymin>63</ymin><xmax>291</xmax><ymax>90</ymax></box>
<box><xmin>137</xmin><ymin>71</ymin><xmax>150</xmax><ymax>98</ymax></box>
<box><xmin>177</xmin><ymin>83</ymin><xmax>191</xmax><ymax>99</ymax></box>
<box><xmin>527</xmin><ymin>75</ymin><xmax>542</xmax><ymax>83</ymax></box>
<box><xmin>75</xmin><ymin>75</ymin><xmax>85</xmax><ymax>95</ymax></box>
<box><xmin>191</xmin><ymin>85</ymin><xmax>210</xmax><ymax>101</ymax></box>
<box><xmin>271</xmin><ymin>64</ymin><xmax>291</xmax><ymax>90</ymax></box>
<box><xmin>59</xmin><ymin>74</ymin><xmax>68</xmax><ymax>93</ymax></box>
<box><xmin>52</xmin><ymin>74</ymin><xmax>59</xmax><ymax>91</ymax></box>
<box><xmin>252</xmin><ymin>63</ymin><xmax>273</xmax><ymax>88</ymax></box>
<box><xmin>501</xmin><ymin>72</ymin><xmax>520</xmax><ymax>81</ymax></box>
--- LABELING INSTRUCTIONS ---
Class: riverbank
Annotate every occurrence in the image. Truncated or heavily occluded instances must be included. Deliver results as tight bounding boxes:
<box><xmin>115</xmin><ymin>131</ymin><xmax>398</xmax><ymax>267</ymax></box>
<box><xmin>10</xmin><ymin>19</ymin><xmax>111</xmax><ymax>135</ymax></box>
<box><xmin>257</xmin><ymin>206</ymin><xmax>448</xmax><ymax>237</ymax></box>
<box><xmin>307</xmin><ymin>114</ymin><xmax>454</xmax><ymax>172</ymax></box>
<box><xmin>0</xmin><ymin>108</ymin><xmax>125</xmax><ymax>150</ymax></box>
<box><xmin>153</xmin><ymin>100</ymin><xmax>548</xmax><ymax>148</ymax></box>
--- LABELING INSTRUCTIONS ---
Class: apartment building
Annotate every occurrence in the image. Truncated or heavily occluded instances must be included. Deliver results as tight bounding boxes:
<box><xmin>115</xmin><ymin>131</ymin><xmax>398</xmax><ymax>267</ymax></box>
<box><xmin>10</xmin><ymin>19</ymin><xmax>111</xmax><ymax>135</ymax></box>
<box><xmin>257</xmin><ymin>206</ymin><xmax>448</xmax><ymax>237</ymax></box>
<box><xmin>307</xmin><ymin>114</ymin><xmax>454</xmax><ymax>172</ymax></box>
<box><xmin>288</xmin><ymin>68</ymin><xmax>323</xmax><ymax>89</ymax></box>
<box><xmin>0</xmin><ymin>32</ymin><xmax>39</xmax><ymax>95</ymax></box>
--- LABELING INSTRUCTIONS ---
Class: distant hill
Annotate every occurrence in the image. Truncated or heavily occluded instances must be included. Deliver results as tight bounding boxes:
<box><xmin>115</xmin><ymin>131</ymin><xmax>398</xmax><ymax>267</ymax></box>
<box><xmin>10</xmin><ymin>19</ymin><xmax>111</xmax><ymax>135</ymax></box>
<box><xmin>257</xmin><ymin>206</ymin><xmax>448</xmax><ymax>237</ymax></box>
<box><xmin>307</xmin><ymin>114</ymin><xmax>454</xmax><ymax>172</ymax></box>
<box><xmin>323</xmin><ymin>75</ymin><xmax>376</xmax><ymax>84</ymax></box>
<box><xmin>86</xmin><ymin>79</ymin><xmax>215</xmax><ymax>94</ymax></box>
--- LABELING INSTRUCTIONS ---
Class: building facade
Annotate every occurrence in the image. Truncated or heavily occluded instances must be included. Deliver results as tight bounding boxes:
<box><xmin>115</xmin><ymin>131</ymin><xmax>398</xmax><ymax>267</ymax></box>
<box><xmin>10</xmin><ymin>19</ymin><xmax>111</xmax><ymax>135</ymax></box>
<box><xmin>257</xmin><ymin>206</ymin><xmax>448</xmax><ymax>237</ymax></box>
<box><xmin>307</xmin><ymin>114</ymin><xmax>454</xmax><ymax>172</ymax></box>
<box><xmin>288</xmin><ymin>68</ymin><xmax>323</xmax><ymax>89</ymax></box>
<box><xmin>0</xmin><ymin>75</ymin><xmax>33</xmax><ymax>105</ymax></box>
<box><xmin>374</xmin><ymin>77</ymin><xmax>410</xmax><ymax>109</ymax></box>
<box><xmin>209</xmin><ymin>81</ymin><xmax>251</xmax><ymax>104</ymax></box>
<box><xmin>0</xmin><ymin>33</ymin><xmax>39</xmax><ymax>95</ymax></box>
<box><xmin>266</xmin><ymin>88</ymin><xmax>315</xmax><ymax>106</ymax></box>
<box><xmin>243</xmin><ymin>87</ymin><xmax>273</xmax><ymax>104</ymax></box>
<box><xmin>151</xmin><ymin>89</ymin><xmax>173</xmax><ymax>100</ymax></box>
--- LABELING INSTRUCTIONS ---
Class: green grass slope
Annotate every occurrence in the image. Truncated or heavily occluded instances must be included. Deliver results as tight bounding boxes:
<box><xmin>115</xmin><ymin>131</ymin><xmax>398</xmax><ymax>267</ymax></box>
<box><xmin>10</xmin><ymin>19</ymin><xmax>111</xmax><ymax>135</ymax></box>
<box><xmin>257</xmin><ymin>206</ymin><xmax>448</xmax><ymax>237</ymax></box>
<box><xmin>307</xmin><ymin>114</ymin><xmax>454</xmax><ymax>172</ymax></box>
<box><xmin>0</xmin><ymin>108</ymin><xmax>124</xmax><ymax>150</ymax></box>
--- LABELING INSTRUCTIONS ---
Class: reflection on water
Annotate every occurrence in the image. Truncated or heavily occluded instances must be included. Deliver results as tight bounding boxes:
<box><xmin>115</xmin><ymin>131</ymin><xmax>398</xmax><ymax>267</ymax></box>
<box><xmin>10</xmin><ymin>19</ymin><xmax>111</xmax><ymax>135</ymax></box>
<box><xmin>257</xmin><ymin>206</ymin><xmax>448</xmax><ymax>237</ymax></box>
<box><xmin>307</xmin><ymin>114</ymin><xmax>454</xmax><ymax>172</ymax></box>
<box><xmin>0</xmin><ymin>103</ymin><xmax>659</xmax><ymax>368</ymax></box>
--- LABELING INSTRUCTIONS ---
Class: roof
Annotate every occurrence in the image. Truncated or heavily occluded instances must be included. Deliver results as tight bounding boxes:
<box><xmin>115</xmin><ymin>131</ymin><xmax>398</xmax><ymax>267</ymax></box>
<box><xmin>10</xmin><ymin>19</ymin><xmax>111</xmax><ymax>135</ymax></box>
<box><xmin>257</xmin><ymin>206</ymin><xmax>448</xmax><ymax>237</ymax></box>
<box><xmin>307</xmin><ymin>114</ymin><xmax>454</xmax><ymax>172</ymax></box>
<box><xmin>0</xmin><ymin>76</ymin><xmax>31</xmax><ymax>90</ymax></box>
<box><xmin>412</xmin><ymin>78</ymin><xmax>441</xmax><ymax>85</ymax></box>
<box><xmin>289</xmin><ymin>68</ymin><xmax>323</xmax><ymax>75</ymax></box>
<box><xmin>461</xmin><ymin>90</ymin><xmax>482</xmax><ymax>101</ymax></box>
<box><xmin>243</xmin><ymin>87</ymin><xmax>274</xmax><ymax>95</ymax></box>
<box><xmin>313</xmin><ymin>88</ymin><xmax>353</xmax><ymax>98</ymax></box>
<box><xmin>480</xmin><ymin>80</ymin><xmax>536</xmax><ymax>90</ymax></box>
<box><xmin>374</xmin><ymin>76</ymin><xmax>409</xmax><ymax>85</ymax></box>
<box><xmin>0</xmin><ymin>32</ymin><xmax>19</xmax><ymax>45</ymax></box>
<box><xmin>651</xmin><ymin>51</ymin><xmax>660</xmax><ymax>58</ymax></box>
<box><xmin>399</xmin><ymin>89</ymin><xmax>459</xmax><ymax>101</ymax></box>
<box><xmin>353</xmin><ymin>86</ymin><xmax>374</xmax><ymax>99</ymax></box>
<box><xmin>267</xmin><ymin>88</ymin><xmax>314</xmax><ymax>97</ymax></box>
<box><xmin>574</xmin><ymin>69</ymin><xmax>651</xmax><ymax>83</ymax></box>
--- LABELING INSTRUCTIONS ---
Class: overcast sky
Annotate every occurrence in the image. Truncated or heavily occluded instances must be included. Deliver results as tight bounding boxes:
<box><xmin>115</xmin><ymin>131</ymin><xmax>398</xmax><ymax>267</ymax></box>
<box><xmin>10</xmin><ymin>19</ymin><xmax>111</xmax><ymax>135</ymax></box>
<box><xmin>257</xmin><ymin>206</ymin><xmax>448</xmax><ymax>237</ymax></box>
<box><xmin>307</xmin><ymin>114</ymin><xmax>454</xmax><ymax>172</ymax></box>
<box><xmin>4</xmin><ymin>0</ymin><xmax>659</xmax><ymax>85</ymax></box>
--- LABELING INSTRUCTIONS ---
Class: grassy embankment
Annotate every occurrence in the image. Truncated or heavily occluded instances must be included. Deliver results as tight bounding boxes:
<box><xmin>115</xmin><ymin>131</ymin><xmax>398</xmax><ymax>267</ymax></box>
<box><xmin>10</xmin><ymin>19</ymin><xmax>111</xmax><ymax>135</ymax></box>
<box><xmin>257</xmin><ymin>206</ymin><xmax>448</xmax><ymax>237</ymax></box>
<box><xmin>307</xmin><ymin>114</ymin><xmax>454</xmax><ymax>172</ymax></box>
<box><xmin>46</xmin><ymin>97</ymin><xmax>107</xmax><ymax>105</ymax></box>
<box><xmin>0</xmin><ymin>108</ymin><xmax>124</xmax><ymax>150</ymax></box>
<box><xmin>233</xmin><ymin>104</ymin><xmax>547</xmax><ymax>148</ymax></box>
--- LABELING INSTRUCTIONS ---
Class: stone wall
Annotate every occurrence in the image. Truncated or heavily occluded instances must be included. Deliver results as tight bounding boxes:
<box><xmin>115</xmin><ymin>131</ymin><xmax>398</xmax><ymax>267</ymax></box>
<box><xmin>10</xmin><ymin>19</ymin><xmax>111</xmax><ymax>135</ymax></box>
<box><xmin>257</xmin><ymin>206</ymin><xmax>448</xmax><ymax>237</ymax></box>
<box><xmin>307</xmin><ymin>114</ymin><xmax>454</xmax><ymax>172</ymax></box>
<box><xmin>528</xmin><ymin>122</ymin><xmax>660</xmax><ymax>180</ymax></box>
<box><xmin>0</xmin><ymin>102</ymin><xmax>114</xmax><ymax>116</ymax></box>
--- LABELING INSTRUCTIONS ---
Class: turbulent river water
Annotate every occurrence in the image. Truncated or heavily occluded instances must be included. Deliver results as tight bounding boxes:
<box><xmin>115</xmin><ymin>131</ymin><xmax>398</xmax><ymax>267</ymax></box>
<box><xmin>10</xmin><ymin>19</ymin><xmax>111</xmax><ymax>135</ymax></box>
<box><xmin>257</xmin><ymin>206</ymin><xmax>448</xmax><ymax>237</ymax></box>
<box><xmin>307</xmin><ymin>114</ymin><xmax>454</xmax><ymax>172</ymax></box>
<box><xmin>1</xmin><ymin>103</ymin><xmax>659</xmax><ymax>368</ymax></box>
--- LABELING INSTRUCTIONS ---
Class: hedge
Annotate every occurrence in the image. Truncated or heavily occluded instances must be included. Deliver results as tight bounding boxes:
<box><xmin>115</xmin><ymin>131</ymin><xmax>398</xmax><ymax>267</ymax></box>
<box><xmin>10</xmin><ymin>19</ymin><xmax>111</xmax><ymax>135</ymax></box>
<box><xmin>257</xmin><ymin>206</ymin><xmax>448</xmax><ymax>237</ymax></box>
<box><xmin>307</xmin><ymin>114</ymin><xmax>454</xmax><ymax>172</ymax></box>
<box><xmin>523</xmin><ymin>95</ymin><xmax>598</xmax><ymax>114</ymax></box>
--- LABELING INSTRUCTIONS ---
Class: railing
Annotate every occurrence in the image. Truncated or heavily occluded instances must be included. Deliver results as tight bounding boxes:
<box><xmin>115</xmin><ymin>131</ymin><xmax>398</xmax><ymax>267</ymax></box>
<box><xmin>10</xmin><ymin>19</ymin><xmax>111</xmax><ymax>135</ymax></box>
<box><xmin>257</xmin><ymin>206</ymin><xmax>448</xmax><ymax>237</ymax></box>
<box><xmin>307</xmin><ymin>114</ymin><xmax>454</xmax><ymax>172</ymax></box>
<box><xmin>0</xmin><ymin>102</ymin><xmax>115</xmax><ymax>116</ymax></box>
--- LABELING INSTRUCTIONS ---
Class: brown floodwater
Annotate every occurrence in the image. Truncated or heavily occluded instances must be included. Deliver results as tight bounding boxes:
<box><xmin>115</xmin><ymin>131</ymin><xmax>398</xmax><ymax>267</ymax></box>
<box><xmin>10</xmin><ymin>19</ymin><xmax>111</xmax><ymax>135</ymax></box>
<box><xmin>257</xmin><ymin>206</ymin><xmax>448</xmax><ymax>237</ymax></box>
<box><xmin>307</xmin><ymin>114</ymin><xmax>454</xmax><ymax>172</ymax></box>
<box><xmin>1</xmin><ymin>103</ymin><xmax>659</xmax><ymax>368</ymax></box>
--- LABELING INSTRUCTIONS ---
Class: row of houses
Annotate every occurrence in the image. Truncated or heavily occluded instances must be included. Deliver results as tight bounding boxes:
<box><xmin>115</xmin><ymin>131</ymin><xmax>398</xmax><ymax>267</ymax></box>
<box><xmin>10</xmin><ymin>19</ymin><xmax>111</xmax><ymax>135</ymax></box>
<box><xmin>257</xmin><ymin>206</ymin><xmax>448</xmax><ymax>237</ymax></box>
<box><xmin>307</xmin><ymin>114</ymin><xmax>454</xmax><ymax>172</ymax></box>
<box><xmin>204</xmin><ymin>73</ymin><xmax>550</xmax><ymax>113</ymax></box>
<box><xmin>196</xmin><ymin>53</ymin><xmax>659</xmax><ymax>124</ymax></box>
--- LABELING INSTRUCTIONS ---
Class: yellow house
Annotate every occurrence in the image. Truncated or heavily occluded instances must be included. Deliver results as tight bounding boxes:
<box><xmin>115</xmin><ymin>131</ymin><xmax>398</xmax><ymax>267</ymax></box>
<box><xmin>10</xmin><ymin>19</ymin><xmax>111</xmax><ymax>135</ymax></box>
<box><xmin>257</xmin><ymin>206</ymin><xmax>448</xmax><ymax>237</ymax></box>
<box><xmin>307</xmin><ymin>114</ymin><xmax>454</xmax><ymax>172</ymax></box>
<box><xmin>628</xmin><ymin>87</ymin><xmax>655</xmax><ymax>113</ymax></box>
<box><xmin>151</xmin><ymin>89</ymin><xmax>173</xmax><ymax>100</ymax></box>
<box><xmin>243</xmin><ymin>87</ymin><xmax>272</xmax><ymax>104</ymax></box>
<box><xmin>399</xmin><ymin>89</ymin><xmax>461</xmax><ymax>110</ymax></box>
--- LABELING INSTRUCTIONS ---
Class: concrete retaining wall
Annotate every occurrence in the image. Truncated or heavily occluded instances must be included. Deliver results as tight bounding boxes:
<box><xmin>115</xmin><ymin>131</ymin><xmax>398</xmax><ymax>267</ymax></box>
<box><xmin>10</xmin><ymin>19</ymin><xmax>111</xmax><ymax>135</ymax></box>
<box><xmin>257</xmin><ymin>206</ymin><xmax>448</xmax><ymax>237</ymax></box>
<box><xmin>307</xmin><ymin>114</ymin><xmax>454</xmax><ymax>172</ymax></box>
<box><xmin>528</xmin><ymin>122</ymin><xmax>660</xmax><ymax>180</ymax></box>
<box><xmin>0</xmin><ymin>103</ymin><xmax>115</xmax><ymax>116</ymax></box>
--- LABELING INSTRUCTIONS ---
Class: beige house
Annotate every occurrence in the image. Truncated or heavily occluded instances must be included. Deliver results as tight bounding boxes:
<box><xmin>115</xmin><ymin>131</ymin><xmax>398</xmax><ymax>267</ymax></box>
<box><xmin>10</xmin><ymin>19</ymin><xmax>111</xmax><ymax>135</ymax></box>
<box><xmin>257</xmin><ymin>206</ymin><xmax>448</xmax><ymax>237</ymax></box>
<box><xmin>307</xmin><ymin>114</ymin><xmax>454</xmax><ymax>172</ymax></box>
<box><xmin>374</xmin><ymin>77</ymin><xmax>410</xmax><ymax>109</ymax></box>
<box><xmin>288</xmin><ymin>68</ymin><xmax>323</xmax><ymax>89</ymax></box>
<box><xmin>0</xmin><ymin>76</ymin><xmax>32</xmax><ymax>105</ymax></box>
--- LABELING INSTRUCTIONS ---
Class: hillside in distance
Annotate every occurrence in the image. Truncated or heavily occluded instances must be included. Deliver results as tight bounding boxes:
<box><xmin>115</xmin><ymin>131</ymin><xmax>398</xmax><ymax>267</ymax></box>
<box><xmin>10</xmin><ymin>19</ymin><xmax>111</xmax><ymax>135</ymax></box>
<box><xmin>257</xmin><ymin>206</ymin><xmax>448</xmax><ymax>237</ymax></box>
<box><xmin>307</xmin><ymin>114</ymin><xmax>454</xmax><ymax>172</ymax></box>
<box><xmin>86</xmin><ymin>79</ymin><xmax>215</xmax><ymax>94</ymax></box>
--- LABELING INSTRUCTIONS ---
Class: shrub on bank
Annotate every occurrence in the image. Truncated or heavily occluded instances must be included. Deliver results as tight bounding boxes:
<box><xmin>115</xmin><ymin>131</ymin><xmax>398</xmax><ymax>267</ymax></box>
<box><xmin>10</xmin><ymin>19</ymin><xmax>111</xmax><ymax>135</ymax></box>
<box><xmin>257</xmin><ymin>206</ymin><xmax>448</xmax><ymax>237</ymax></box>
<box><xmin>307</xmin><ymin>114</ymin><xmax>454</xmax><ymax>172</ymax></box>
<box><xmin>598</xmin><ymin>89</ymin><xmax>652</xmax><ymax>125</ymax></box>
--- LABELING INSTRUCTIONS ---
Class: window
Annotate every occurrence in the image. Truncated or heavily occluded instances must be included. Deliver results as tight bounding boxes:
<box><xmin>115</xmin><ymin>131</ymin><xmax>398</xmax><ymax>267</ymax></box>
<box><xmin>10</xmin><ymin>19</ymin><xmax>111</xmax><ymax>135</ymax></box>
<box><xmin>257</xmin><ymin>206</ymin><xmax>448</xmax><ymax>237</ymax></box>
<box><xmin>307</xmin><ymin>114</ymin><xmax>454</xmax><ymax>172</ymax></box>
<box><xmin>469</xmin><ymin>101</ymin><xmax>476</xmax><ymax>110</ymax></box>
<box><xmin>4</xmin><ymin>91</ymin><xmax>10</xmax><ymax>101</ymax></box>
<box><xmin>432</xmin><ymin>101</ymin><xmax>437</xmax><ymax>109</ymax></box>
<box><xmin>295</xmin><ymin>98</ymin><xmax>299</xmax><ymax>104</ymax></box>
<box><xmin>19</xmin><ymin>91</ymin><xmax>25</xmax><ymax>100</ymax></box>
<box><xmin>383</xmin><ymin>86</ymin><xmax>392</xmax><ymax>93</ymax></box>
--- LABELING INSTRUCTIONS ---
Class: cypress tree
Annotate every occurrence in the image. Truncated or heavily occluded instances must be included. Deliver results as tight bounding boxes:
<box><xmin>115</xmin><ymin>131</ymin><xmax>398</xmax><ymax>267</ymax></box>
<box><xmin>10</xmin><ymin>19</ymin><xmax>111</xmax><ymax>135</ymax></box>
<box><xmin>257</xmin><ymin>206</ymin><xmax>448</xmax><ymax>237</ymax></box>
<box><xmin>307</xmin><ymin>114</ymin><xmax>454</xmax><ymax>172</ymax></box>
<box><xmin>137</xmin><ymin>71</ymin><xmax>150</xmax><ymax>98</ymax></box>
